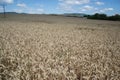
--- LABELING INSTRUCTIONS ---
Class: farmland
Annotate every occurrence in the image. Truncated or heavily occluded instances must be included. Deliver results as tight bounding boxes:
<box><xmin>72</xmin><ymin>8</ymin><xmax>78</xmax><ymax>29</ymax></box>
<box><xmin>0</xmin><ymin>14</ymin><xmax>120</xmax><ymax>80</ymax></box>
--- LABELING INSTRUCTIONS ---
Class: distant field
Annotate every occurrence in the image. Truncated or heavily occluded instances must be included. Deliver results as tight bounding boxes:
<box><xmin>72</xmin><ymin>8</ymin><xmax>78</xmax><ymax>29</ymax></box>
<box><xmin>0</xmin><ymin>14</ymin><xmax>120</xmax><ymax>80</ymax></box>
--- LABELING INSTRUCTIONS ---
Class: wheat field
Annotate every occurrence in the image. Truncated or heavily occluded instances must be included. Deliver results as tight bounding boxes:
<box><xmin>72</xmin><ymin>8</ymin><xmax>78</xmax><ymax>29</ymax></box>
<box><xmin>0</xmin><ymin>14</ymin><xmax>120</xmax><ymax>80</ymax></box>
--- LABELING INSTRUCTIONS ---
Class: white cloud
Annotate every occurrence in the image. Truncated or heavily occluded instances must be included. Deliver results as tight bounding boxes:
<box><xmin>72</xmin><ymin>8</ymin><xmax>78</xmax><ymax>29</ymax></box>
<box><xmin>13</xmin><ymin>7</ymin><xmax>44</xmax><ymax>14</ymax></box>
<box><xmin>57</xmin><ymin>3</ymin><xmax>74</xmax><ymax>11</ymax></box>
<box><xmin>107</xmin><ymin>8</ymin><xmax>114</xmax><ymax>11</ymax></box>
<box><xmin>95</xmin><ymin>1</ymin><xmax>104</xmax><ymax>5</ymax></box>
<box><xmin>15</xmin><ymin>3</ymin><xmax>44</xmax><ymax>14</ymax></box>
<box><xmin>27</xmin><ymin>8</ymin><xmax>44</xmax><ymax>14</ymax></box>
<box><xmin>94</xmin><ymin>8</ymin><xmax>114</xmax><ymax>13</ymax></box>
<box><xmin>0</xmin><ymin>0</ymin><xmax>13</xmax><ymax>4</ymax></box>
<box><xmin>80</xmin><ymin>5</ymin><xmax>94</xmax><ymax>11</ymax></box>
<box><xmin>13</xmin><ymin>9</ymin><xmax>23</xmax><ymax>13</ymax></box>
<box><xmin>58</xmin><ymin>0</ymin><xmax>90</xmax><ymax>12</ymax></box>
<box><xmin>36</xmin><ymin>8</ymin><xmax>44</xmax><ymax>13</ymax></box>
<box><xmin>17</xmin><ymin>3</ymin><xmax>27</xmax><ymax>8</ymax></box>
<box><xmin>59</xmin><ymin>0</ymin><xmax>90</xmax><ymax>5</ymax></box>
<box><xmin>100</xmin><ymin>8</ymin><xmax>114</xmax><ymax>12</ymax></box>
<box><xmin>16</xmin><ymin>3</ymin><xmax>44</xmax><ymax>14</ymax></box>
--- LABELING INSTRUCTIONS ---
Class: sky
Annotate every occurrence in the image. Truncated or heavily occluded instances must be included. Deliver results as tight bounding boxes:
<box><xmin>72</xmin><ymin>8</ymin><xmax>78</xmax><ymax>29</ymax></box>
<box><xmin>0</xmin><ymin>0</ymin><xmax>120</xmax><ymax>15</ymax></box>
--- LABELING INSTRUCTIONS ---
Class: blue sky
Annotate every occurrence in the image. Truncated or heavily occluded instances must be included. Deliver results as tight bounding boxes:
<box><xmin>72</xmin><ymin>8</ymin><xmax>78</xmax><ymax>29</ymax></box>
<box><xmin>0</xmin><ymin>0</ymin><xmax>120</xmax><ymax>15</ymax></box>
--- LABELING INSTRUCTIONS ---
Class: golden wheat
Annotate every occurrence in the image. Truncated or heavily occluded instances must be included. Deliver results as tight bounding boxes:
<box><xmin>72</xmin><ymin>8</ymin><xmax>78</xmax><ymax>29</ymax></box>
<box><xmin>0</xmin><ymin>14</ymin><xmax>120</xmax><ymax>80</ymax></box>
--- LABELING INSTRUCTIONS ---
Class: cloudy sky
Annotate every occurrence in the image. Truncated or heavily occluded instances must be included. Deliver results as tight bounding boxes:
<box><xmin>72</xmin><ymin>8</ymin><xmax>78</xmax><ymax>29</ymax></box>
<box><xmin>0</xmin><ymin>0</ymin><xmax>120</xmax><ymax>15</ymax></box>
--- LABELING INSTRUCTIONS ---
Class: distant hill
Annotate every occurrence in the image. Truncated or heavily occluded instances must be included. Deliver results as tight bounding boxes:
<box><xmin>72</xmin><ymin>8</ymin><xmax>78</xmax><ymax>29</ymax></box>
<box><xmin>0</xmin><ymin>12</ymin><xmax>87</xmax><ymax>17</ymax></box>
<box><xmin>0</xmin><ymin>12</ymin><xmax>27</xmax><ymax>14</ymax></box>
<box><xmin>63</xmin><ymin>13</ymin><xmax>87</xmax><ymax>17</ymax></box>
<box><xmin>0</xmin><ymin>12</ymin><xmax>17</xmax><ymax>14</ymax></box>
<box><xmin>0</xmin><ymin>12</ymin><xmax>88</xmax><ymax>18</ymax></box>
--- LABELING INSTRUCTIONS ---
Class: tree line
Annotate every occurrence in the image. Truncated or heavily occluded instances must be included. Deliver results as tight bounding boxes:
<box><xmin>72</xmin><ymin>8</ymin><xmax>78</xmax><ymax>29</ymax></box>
<box><xmin>84</xmin><ymin>13</ymin><xmax>120</xmax><ymax>21</ymax></box>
